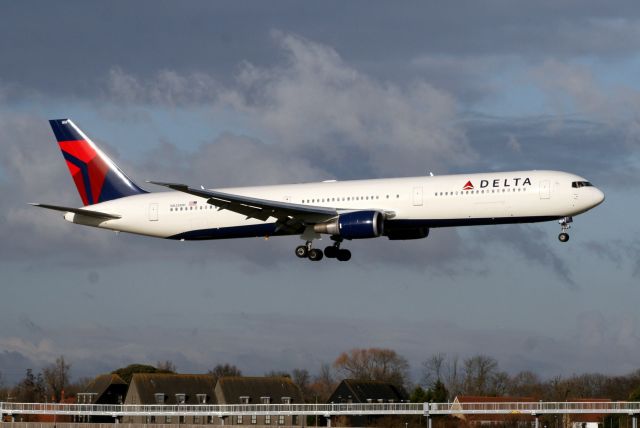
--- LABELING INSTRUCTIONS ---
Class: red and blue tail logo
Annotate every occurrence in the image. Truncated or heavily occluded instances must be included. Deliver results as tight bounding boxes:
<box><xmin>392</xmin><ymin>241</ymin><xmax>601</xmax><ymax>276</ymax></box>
<box><xmin>49</xmin><ymin>119</ymin><xmax>146</xmax><ymax>206</ymax></box>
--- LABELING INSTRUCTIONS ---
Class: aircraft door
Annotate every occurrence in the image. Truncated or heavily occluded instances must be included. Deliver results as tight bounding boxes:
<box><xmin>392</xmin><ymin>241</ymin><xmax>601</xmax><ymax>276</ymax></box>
<box><xmin>539</xmin><ymin>180</ymin><xmax>550</xmax><ymax>199</ymax></box>
<box><xmin>412</xmin><ymin>186</ymin><xmax>423</xmax><ymax>206</ymax></box>
<box><xmin>148</xmin><ymin>203</ymin><xmax>159</xmax><ymax>221</ymax></box>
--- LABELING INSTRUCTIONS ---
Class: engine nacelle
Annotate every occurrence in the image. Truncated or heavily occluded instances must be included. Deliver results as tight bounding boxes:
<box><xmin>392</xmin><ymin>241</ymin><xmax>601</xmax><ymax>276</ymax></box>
<box><xmin>385</xmin><ymin>226</ymin><xmax>429</xmax><ymax>240</ymax></box>
<box><xmin>314</xmin><ymin>210</ymin><xmax>384</xmax><ymax>239</ymax></box>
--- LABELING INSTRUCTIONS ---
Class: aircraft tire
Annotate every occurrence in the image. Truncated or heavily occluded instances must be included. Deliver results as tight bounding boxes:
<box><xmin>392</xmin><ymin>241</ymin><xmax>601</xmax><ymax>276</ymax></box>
<box><xmin>336</xmin><ymin>249</ymin><xmax>351</xmax><ymax>262</ymax></box>
<box><xmin>558</xmin><ymin>232</ymin><xmax>570</xmax><ymax>242</ymax></box>
<box><xmin>295</xmin><ymin>245</ymin><xmax>309</xmax><ymax>258</ymax></box>
<box><xmin>324</xmin><ymin>246</ymin><xmax>338</xmax><ymax>258</ymax></box>
<box><xmin>308</xmin><ymin>248</ymin><xmax>324</xmax><ymax>261</ymax></box>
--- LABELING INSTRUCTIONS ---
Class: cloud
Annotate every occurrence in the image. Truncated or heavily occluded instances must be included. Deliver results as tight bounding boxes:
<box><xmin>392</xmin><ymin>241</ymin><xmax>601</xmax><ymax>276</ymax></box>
<box><xmin>530</xmin><ymin>59</ymin><xmax>640</xmax><ymax>146</ymax></box>
<box><xmin>471</xmin><ymin>224</ymin><xmax>576</xmax><ymax>287</ymax></box>
<box><xmin>108</xmin><ymin>32</ymin><xmax>474</xmax><ymax>179</ymax></box>
<box><xmin>584</xmin><ymin>237</ymin><xmax>640</xmax><ymax>278</ymax></box>
<box><xmin>3</xmin><ymin>311</ymin><xmax>640</xmax><ymax>385</ymax></box>
<box><xmin>462</xmin><ymin>114</ymin><xmax>639</xmax><ymax>188</ymax></box>
<box><xmin>108</xmin><ymin>68</ymin><xmax>220</xmax><ymax>107</ymax></box>
<box><xmin>228</xmin><ymin>32</ymin><xmax>474</xmax><ymax>178</ymax></box>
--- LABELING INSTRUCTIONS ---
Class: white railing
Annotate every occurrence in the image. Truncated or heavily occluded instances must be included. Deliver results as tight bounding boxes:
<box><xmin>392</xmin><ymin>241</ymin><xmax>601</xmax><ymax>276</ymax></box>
<box><xmin>1</xmin><ymin>402</ymin><xmax>640</xmax><ymax>417</ymax></box>
<box><xmin>429</xmin><ymin>401</ymin><xmax>640</xmax><ymax>415</ymax></box>
<box><xmin>0</xmin><ymin>402</ymin><xmax>422</xmax><ymax>417</ymax></box>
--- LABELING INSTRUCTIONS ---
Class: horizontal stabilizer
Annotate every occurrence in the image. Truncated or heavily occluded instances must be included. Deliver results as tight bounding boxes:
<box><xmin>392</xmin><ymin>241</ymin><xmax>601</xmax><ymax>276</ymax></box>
<box><xmin>30</xmin><ymin>203</ymin><xmax>121</xmax><ymax>220</ymax></box>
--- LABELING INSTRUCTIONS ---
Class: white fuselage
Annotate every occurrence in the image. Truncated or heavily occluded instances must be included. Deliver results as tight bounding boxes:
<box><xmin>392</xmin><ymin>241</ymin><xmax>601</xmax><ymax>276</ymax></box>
<box><xmin>64</xmin><ymin>170</ymin><xmax>605</xmax><ymax>240</ymax></box>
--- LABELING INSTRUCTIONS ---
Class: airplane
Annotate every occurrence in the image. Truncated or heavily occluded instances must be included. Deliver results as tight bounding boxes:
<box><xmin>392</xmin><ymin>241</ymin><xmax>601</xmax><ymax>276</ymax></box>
<box><xmin>32</xmin><ymin>119</ymin><xmax>605</xmax><ymax>262</ymax></box>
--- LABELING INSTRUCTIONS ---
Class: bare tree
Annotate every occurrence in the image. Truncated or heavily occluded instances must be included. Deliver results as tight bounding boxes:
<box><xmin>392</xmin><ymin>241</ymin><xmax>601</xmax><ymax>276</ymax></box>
<box><xmin>15</xmin><ymin>369</ymin><xmax>46</xmax><ymax>403</ymax></box>
<box><xmin>43</xmin><ymin>356</ymin><xmax>71</xmax><ymax>402</ymax></box>
<box><xmin>156</xmin><ymin>360</ymin><xmax>177</xmax><ymax>373</ymax></box>
<box><xmin>508</xmin><ymin>371</ymin><xmax>543</xmax><ymax>398</ymax></box>
<box><xmin>265</xmin><ymin>370</ymin><xmax>291</xmax><ymax>378</ymax></box>
<box><xmin>0</xmin><ymin>371</ymin><xmax>7</xmax><ymax>401</ymax></box>
<box><xmin>333</xmin><ymin>348</ymin><xmax>410</xmax><ymax>389</ymax></box>
<box><xmin>420</xmin><ymin>353</ymin><xmax>459</xmax><ymax>395</ymax></box>
<box><xmin>489</xmin><ymin>371</ymin><xmax>510</xmax><ymax>396</ymax></box>
<box><xmin>208</xmin><ymin>363</ymin><xmax>242</xmax><ymax>383</ymax></box>
<box><xmin>421</xmin><ymin>353</ymin><xmax>446</xmax><ymax>387</ymax></box>
<box><xmin>309</xmin><ymin>363</ymin><xmax>337</xmax><ymax>402</ymax></box>
<box><xmin>292</xmin><ymin>368</ymin><xmax>312</xmax><ymax>401</ymax></box>
<box><xmin>462</xmin><ymin>355</ymin><xmax>499</xmax><ymax>396</ymax></box>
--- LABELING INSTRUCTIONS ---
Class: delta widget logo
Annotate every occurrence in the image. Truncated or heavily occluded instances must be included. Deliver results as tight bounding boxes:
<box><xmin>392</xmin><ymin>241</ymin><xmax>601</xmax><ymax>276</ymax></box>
<box><xmin>463</xmin><ymin>181</ymin><xmax>474</xmax><ymax>190</ymax></box>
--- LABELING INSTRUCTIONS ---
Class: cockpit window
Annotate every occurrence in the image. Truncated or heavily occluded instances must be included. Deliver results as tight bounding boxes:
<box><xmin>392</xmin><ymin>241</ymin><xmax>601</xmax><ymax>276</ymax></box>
<box><xmin>572</xmin><ymin>181</ymin><xmax>593</xmax><ymax>188</ymax></box>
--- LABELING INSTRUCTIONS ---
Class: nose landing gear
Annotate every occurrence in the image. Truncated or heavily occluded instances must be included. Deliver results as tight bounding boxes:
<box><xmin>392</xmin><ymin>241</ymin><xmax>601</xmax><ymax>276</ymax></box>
<box><xmin>558</xmin><ymin>216</ymin><xmax>572</xmax><ymax>242</ymax></box>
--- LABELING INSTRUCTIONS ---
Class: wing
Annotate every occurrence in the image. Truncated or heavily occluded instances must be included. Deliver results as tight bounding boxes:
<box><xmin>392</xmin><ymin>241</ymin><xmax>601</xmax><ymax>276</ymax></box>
<box><xmin>30</xmin><ymin>203</ymin><xmax>121</xmax><ymax>220</ymax></box>
<box><xmin>148</xmin><ymin>181</ymin><xmax>338</xmax><ymax>233</ymax></box>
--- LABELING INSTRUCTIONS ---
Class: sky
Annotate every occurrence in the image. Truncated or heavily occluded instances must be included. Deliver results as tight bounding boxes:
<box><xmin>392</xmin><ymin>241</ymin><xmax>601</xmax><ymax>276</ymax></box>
<box><xmin>1</xmin><ymin>1</ymin><xmax>640</xmax><ymax>386</ymax></box>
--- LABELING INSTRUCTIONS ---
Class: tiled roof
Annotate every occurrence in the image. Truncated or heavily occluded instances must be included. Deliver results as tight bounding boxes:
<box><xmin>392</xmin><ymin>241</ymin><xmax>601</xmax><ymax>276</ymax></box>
<box><xmin>216</xmin><ymin>377</ymin><xmax>303</xmax><ymax>404</ymax></box>
<box><xmin>84</xmin><ymin>374</ymin><xmax>127</xmax><ymax>397</ymax></box>
<box><xmin>333</xmin><ymin>379</ymin><xmax>408</xmax><ymax>402</ymax></box>
<box><xmin>129</xmin><ymin>373</ymin><xmax>216</xmax><ymax>405</ymax></box>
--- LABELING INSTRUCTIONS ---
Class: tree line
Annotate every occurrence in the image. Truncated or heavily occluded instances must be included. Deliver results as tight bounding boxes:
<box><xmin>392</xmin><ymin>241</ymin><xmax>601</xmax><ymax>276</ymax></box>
<box><xmin>2</xmin><ymin>349</ymin><xmax>640</xmax><ymax>403</ymax></box>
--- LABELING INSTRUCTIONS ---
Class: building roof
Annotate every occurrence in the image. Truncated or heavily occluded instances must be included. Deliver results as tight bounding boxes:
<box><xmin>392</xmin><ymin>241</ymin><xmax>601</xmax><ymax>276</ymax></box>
<box><xmin>83</xmin><ymin>374</ymin><xmax>127</xmax><ymax>396</ymax></box>
<box><xmin>216</xmin><ymin>376</ymin><xmax>303</xmax><ymax>404</ymax></box>
<box><xmin>128</xmin><ymin>373</ymin><xmax>216</xmax><ymax>405</ymax></box>
<box><xmin>330</xmin><ymin>379</ymin><xmax>408</xmax><ymax>403</ymax></box>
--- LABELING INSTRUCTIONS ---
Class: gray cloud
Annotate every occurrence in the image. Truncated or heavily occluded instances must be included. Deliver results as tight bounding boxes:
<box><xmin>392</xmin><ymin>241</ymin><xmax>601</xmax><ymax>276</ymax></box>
<box><xmin>3</xmin><ymin>311</ymin><xmax>640</xmax><ymax>384</ymax></box>
<box><xmin>1</xmin><ymin>3</ymin><xmax>638</xmax><ymax>385</ymax></box>
<box><xmin>462</xmin><ymin>114</ymin><xmax>639</xmax><ymax>188</ymax></box>
<box><xmin>472</xmin><ymin>225</ymin><xmax>576</xmax><ymax>287</ymax></box>
<box><xmin>584</xmin><ymin>237</ymin><xmax>640</xmax><ymax>278</ymax></box>
<box><xmin>3</xmin><ymin>1</ymin><xmax>640</xmax><ymax>101</ymax></box>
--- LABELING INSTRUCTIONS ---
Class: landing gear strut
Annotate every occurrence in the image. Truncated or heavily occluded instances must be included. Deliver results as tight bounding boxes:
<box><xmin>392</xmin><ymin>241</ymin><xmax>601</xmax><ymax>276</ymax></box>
<box><xmin>295</xmin><ymin>240</ymin><xmax>324</xmax><ymax>261</ymax></box>
<box><xmin>295</xmin><ymin>237</ymin><xmax>352</xmax><ymax>261</ymax></box>
<box><xmin>324</xmin><ymin>236</ymin><xmax>351</xmax><ymax>262</ymax></box>
<box><xmin>558</xmin><ymin>216</ymin><xmax>572</xmax><ymax>242</ymax></box>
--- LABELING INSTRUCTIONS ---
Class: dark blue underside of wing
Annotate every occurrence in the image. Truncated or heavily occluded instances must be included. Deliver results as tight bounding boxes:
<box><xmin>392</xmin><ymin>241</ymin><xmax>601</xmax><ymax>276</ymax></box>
<box><xmin>166</xmin><ymin>216</ymin><xmax>560</xmax><ymax>241</ymax></box>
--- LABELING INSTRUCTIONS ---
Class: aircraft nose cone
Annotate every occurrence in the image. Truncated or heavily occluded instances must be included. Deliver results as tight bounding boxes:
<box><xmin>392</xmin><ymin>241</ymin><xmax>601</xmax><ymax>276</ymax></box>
<box><xmin>594</xmin><ymin>188</ymin><xmax>605</xmax><ymax>206</ymax></box>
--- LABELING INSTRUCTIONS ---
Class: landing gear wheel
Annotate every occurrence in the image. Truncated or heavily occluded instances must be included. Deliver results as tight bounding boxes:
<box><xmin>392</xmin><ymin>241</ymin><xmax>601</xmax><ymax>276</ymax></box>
<box><xmin>336</xmin><ymin>249</ymin><xmax>352</xmax><ymax>262</ymax></box>
<box><xmin>308</xmin><ymin>248</ymin><xmax>324</xmax><ymax>261</ymax></box>
<box><xmin>558</xmin><ymin>216</ymin><xmax>572</xmax><ymax>243</ymax></box>
<box><xmin>324</xmin><ymin>246</ymin><xmax>338</xmax><ymax>258</ymax></box>
<box><xmin>295</xmin><ymin>245</ymin><xmax>308</xmax><ymax>258</ymax></box>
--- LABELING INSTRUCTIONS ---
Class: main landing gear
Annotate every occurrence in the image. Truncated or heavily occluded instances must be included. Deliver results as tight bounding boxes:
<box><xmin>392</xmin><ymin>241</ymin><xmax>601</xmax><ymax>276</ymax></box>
<box><xmin>295</xmin><ymin>237</ymin><xmax>351</xmax><ymax>262</ymax></box>
<box><xmin>558</xmin><ymin>216</ymin><xmax>572</xmax><ymax>242</ymax></box>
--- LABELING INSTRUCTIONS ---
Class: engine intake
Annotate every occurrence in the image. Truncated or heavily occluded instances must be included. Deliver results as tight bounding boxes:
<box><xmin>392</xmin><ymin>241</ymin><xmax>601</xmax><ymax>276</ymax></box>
<box><xmin>314</xmin><ymin>210</ymin><xmax>384</xmax><ymax>239</ymax></box>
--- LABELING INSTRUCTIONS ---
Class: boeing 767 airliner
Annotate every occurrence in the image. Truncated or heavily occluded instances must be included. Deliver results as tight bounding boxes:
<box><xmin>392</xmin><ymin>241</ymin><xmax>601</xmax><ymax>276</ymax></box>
<box><xmin>33</xmin><ymin>119</ymin><xmax>605</xmax><ymax>261</ymax></box>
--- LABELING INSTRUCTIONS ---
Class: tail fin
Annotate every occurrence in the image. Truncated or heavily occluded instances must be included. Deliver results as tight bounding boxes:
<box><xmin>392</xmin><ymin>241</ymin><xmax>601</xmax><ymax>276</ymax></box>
<box><xmin>49</xmin><ymin>119</ymin><xmax>146</xmax><ymax>206</ymax></box>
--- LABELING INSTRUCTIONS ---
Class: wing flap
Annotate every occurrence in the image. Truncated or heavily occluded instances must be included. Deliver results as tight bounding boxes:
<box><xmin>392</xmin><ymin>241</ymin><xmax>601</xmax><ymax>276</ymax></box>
<box><xmin>148</xmin><ymin>181</ymin><xmax>338</xmax><ymax>224</ymax></box>
<box><xmin>30</xmin><ymin>203</ymin><xmax>121</xmax><ymax>220</ymax></box>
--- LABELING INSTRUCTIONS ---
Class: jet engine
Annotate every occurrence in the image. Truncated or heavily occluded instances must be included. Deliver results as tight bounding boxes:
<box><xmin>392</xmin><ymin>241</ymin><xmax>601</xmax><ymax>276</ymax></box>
<box><xmin>314</xmin><ymin>210</ymin><xmax>384</xmax><ymax>239</ymax></box>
